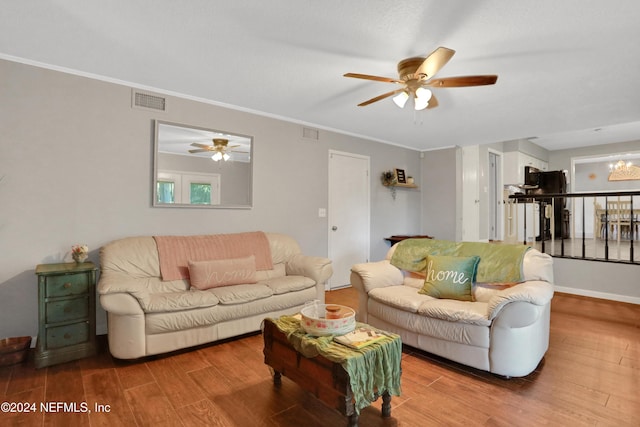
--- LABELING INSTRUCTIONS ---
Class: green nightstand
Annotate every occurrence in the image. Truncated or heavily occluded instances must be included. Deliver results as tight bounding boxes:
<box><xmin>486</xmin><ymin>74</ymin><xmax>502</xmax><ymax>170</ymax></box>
<box><xmin>34</xmin><ymin>262</ymin><xmax>97</xmax><ymax>368</ymax></box>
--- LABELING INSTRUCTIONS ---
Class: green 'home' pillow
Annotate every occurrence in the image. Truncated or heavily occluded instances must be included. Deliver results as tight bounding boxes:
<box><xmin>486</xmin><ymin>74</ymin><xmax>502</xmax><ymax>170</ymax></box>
<box><xmin>418</xmin><ymin>255</ymin><xmax>480</xmax><ymax>301</ymax></box>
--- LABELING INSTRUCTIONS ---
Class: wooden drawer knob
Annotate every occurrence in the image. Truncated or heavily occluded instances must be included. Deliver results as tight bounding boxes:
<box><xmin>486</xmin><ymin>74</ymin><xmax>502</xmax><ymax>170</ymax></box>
<box><xmin>64</xmin><ymin>282</ymin><xmax>72</xmax><ymax>289</ymax></box>
<box><xmin>64</xmin><ymin>333</ymin><xmax>71</xmax><ymax>340</ymax></box>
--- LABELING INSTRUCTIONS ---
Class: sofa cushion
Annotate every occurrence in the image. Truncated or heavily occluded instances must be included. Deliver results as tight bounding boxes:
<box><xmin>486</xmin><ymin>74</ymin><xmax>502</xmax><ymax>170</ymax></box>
<box><xmin>369</xmin><ymin>286</ymin><xmax>435</xmax><ymax>313</ymax></box>
<box><xmin>417</xmin><ymin>299</ymin><xmax>491</xmax><ymax>326</ymax></box>
<box><xmin>255</xmin><ymin>263</ymin><xmax>287</xmax><ymax>281</ymax></box>
<box><xmin>208</xmin><ymin>283</ymin><xmax>274</xmax><ymax>305</ymax></box>
<box><xmin>419</xmin><ymin>255</ymin><xmax>480</xmax><ymax>301</ymax></box>
<box><xmin>522</xmin><ymin>249</ymin><xmax>554</xmax><ymax>283</ymax></box>
<box><xmin>260</xmin><ymin>275</ymin><xmax>316</xmax><ymax>295</ymax></box>
<box><xmin>140</xmin><ymin>290</ymin><xmax>220</xmax><ymax>313</ymax></box>
<box><xmin>367</xmin><ymin>299</ymin><xmax>490</xmax><ymax>348</ymax></box>
<box><xmin>188</xmin><ymin>256</ymin><xmax>257</xmax><ymax>290</ymax></box>
<box><xmin>472</xmin><ymin>283</ymin><xmax>506</xmax><ymax>303</ymax></box>
<box><xmin>403</xmin><ymin>275</ymin><xmax>425</xmax><ymax>289</ymax></box>
<box><xmin>145</xmin><ymin>287</ymin><xmax>316</xmax><ymax>334</ymax></box>
<box><xmin>99</xmin><ymin>237</ymin><xmax>162</xmax><ymax>279</ymax></box>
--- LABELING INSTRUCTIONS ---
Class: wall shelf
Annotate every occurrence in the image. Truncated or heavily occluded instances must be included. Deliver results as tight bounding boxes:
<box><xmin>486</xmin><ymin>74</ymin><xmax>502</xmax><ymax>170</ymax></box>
<box><xmin>383</xmin><ymin>183</ymin><xmax>418</xmax><ymax>189</ymax></box>
<box><xmin>383</xmin><ymin>182</ymin><xmax>418</xmax><ymax>200</ymax></box>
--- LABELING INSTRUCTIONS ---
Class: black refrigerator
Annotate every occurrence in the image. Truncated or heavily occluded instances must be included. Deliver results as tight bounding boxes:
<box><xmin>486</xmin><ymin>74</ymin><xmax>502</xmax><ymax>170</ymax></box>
<box><xmin>524</xmin><ymin>167</ymin><xmax>569</xmax><ymax>240</ymax></box>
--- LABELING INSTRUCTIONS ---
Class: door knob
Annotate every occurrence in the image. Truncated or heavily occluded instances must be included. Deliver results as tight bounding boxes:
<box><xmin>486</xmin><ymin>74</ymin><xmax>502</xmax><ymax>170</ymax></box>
<box><xmin>332</xmin><ymin>226</ymin><xmax>338</xmax><ymax>231</ymax></box>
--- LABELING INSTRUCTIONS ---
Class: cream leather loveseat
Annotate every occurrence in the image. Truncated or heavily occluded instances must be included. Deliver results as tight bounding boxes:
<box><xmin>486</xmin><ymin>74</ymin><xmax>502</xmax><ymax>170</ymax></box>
<box><xmin>350</xmin><ymin>240</ymin><xmax>554</xmax><ymax>378</ymax></box>
<box><xmin>98</xmin><ymin>232</ymin><xmax>332</xmax><ymax>359</ymax></box>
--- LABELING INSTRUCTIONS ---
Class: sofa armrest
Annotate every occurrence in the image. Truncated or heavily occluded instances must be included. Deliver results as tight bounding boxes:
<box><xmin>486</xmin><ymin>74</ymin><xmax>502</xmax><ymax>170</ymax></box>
<box><xmin>98</xmin><ymin>270</ymin><xmax>150</xmax><ymax>295</ymax></box>
<box><xmin>350</xmin><ymin>260</ymin><xmax>404</xmax><ymax>294</ymax></box>
<box><xmin>100</xmin><ymin>293</ymin><xmax>144</xmax><ymax>316</ymax></box>
<box><xmin>487</xmin><ymin>280</ymin><xmax>554</xmax><ymax>321</ymax></box>
<box><xmin>286</xmin><ymin>254</ymin><xmax>333</xmax><ymax>285</ymax></box>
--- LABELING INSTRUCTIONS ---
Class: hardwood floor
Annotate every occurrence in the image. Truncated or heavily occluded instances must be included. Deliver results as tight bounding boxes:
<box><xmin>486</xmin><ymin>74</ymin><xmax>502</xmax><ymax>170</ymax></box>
<box><xmin>1</xmin><ymin>290</ymin><xmax>639</xmax><ymax>426</ymax></box>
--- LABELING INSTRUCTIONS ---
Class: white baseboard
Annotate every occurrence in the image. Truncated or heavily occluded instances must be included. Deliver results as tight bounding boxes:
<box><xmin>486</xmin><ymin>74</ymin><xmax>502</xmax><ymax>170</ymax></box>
<box><xmin>555</xmin><ymin>286</ymin><xmax>640</xmax><ymax>305</ymax></box>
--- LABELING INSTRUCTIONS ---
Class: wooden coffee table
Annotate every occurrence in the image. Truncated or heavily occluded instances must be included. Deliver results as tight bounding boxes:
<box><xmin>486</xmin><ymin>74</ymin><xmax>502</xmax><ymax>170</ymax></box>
<box><xmin>262</xmin><ymin>318</ymin><xmax>399</xmax><ymax>427</ymax></box>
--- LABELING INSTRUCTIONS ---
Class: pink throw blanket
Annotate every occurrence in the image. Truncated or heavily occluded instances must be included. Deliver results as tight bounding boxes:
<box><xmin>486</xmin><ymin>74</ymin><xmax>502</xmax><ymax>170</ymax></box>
<box><xmin>154</xmin><ymin>231</ymin><xmax>273</xmax><ymax>281</ymax></box>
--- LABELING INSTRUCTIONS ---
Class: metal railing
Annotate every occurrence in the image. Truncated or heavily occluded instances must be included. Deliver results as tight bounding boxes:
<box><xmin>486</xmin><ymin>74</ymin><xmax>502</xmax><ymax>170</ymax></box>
<box><xmin>508</xmin><ymin>190</ymin><xmax>639</xmax><ymax>264</ymax></box>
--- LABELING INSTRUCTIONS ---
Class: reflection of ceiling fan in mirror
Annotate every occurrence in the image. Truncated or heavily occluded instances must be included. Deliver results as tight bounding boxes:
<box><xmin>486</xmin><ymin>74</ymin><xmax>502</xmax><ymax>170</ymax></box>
<box><xmin>344</xmin><ymin>46</ymin><xmax>497</xmax><ymax>110</ymax></box>
<box><xmin>189</xmin><ymin>138</ymin><xmax>247</xmax><ymax>161</ymax></box>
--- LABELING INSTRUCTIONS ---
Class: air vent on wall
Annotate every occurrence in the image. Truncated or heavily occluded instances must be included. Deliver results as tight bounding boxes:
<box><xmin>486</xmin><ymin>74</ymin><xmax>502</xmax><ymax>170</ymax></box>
<box><xmin>132</xmin><ymin>90</ymin><xmax>166</xmax><ymax>112</ymax></box>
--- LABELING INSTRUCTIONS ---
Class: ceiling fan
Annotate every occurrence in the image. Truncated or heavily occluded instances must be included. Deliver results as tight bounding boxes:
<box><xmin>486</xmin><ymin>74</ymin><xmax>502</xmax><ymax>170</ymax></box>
<box><xmin>189</xmin><ymin>138</ymin><xmax>245</xmax><ymax>161</ymax></box>
<box><xmin>344</xmin><ymin>47</ymin><xmax>497</xmax><ymax>110</ymax></box>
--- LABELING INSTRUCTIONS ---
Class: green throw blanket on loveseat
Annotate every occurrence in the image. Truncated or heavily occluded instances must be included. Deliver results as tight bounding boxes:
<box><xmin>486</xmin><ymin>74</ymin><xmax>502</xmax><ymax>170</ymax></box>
<box><xmin>390</xmin><ymin>239</ymin><xmax>530</xmax><ymax>283</ymax></box>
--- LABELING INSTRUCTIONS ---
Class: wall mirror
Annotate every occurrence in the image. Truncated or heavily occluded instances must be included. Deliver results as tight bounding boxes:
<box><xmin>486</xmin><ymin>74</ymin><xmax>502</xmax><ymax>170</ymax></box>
<box><xmin>153</xmin><ymin>120</ymin><xmax>253</xmax><ymax>208</ymax></box>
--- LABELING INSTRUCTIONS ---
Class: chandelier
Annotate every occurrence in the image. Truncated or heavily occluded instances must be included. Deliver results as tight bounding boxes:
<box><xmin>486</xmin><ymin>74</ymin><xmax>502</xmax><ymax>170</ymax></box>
<box><xmin>608</xmin><ymin>159</ymin><xmax>640</xmax><ymax>181</ymax></box>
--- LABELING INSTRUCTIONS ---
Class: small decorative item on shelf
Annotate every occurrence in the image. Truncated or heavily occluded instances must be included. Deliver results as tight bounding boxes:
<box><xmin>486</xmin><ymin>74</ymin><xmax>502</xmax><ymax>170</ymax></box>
<box><xmin>407</xmin><ymin>176</ymin><xmax>414</xmax><ymax>185</ymax></box>
<box><xmin>381</xmin><ymin>170</ymin><xmax>397</xmax><ymax>186</ymax></box>
<box><xmin>71</xmin><ymin>244</ymin><xmax>89</xmax><ymax>264</ymax></box>
<box><xmin>381</xmin><ymin>170</ymin><xmax>398</xmax><ymax>200</ymax></box>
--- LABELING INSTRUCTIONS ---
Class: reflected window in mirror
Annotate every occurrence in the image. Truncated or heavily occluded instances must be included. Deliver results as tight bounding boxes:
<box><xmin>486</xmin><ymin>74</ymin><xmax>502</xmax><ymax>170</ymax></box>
<box><xmin>156</xmin><ymin>180</ymin><xmax>175</xmax><ymax>204</ymax></box>
<box><xmin>153</xmin><ymin>121</ymin><xmax>253</xmax><ymax>209</ymax></box>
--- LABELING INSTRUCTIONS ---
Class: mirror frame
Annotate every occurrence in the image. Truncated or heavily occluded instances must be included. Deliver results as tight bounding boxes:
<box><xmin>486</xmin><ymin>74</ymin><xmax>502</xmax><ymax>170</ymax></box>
<box><xmin>152</xmin><ymin>120</ymin><xmax>253</xmax><ymax>209</ymax></box>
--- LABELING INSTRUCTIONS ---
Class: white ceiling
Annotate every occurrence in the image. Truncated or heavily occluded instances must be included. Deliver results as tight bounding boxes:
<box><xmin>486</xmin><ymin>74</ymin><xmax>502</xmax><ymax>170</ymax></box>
<box><xmin>2</xmin><ymin>0</ymin><xmax>640</xmax><ymax>152</ymax></box>
<box><xmin>157</xmin><ymin>122</ymin><xmax>252</xmax><ymax>163</ymax></box>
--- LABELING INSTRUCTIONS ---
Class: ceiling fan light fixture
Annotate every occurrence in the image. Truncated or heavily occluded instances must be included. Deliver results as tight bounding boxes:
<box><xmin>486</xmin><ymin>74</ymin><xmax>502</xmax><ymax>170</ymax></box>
<box><xmin>413</xmin><ymin>87</ymin><xmax>432</xmax><ymax>111</ymax></box>
<box><xmin>344</xmin><ymin>46</ymin><xmax>497</xmax><ymax>111</ymax></box>
<box><xmin>212</xmin><ymin>152</ymin><xmax>223</xmax><ymax>161</ymax></box>
<box><xmin>392</xmin><ymin>91</ymin><xmax>409</xmax><ymax>108</ymax></box>
<box><xmin>222</xmin><ymin>153</ymin><xmax>230</xmax><ymax>161</ymax></box>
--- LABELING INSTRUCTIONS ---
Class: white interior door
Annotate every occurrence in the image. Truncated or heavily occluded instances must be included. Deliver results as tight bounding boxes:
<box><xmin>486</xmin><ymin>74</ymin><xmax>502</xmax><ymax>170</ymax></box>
<box><xmin>328</xmin><ymin>151</ymin><xmax>370</xmax><ymax>289</ymax></box>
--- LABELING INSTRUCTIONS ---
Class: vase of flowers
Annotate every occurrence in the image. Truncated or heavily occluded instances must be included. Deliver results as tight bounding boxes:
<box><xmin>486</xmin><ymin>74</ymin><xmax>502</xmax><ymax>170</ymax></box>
<box><xmin>71</xmin><ymin>244</ymin><xmax>89</xmax><ymax>264</ymax></box>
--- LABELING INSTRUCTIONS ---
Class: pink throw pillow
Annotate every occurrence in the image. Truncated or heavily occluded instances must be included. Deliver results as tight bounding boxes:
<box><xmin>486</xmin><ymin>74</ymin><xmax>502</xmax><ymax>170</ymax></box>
<box><xmin>188</xmin><ymin>255</ymin><xmax>257</xmax><ymax>290</ymax></box>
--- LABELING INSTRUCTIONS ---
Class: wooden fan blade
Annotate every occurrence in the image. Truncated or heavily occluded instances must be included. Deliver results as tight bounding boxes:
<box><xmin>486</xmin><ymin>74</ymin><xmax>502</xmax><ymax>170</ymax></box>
<box><xmin>426</xmin><ymin>94</ymin><xmax>439</xmax><ymax>109</ymax></box>
<box><xmin>357</xmin><ymin>89</ymin><xmax>404</xmax><ymax>107</ymax></box>
<box><xmin>416</xmin><ymin>47</ymin><xmax>455</xmax><ymax>78</ymax></box>
<box><xmin>344</xmin><ymin>73</ymin><xmax>403</xmax><ymax>84</ymax></box>
<box><xmin>190</xmin><ymin>142</ymin><xmax>211</xmax><ymax>149</ymax></box>
<box><xmin>426</xmin><ymin>75</ymin><xmax>498</xmax><ymax>87</ymax></box>
<box><xmin>188</xmin><ymin>149</ymin><xmax>209</xmax><ymax>153</ymax></box>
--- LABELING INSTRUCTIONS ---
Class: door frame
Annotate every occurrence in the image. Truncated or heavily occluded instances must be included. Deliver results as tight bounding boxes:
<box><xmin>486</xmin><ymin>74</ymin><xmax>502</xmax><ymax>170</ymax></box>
<box><xmin>487</xmin><ymin>148</ymin><xmax>504</xmax><ymax>241</ymax></box>
<box><xmin>327</xmin><ymin>150</ymin><xmax>371</xmax><ymax>290</ymax></box>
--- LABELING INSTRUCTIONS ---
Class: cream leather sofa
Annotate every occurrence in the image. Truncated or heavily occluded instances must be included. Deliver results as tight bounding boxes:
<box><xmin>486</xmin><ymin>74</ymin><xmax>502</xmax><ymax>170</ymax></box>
<box><xmin>98</xmin><ymin>232</ymin><xmax>332</xmax><ymax>359</ymax></box>
<box><xmin>350</xmin><ymin>240</ymin><xmax>554</xmax><ymax>378</ymax></box>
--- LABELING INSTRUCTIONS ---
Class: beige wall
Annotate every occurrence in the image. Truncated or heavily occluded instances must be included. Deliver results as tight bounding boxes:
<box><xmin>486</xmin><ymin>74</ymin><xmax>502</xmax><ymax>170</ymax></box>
<box><xmin>421</xmin><ymin>147</ymin><xmax>458</xmax><ymax>240</ymax></box>
<box><xmin>0</xmin><ymin>59</ymin><xmax>423</xmax><ymax>338</ymax></box>
<box><xmin>3</xmin><ymin>58</ymin><xmax>637</xmax><ymax>341</ymax></box>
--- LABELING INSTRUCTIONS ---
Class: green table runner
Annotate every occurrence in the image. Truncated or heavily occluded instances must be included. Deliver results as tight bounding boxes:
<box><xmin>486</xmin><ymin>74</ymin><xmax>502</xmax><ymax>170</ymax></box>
<box><xmin>269</xmin><ymin>315</ymin><xmax>402</xmax><ymax>413</ymax></box>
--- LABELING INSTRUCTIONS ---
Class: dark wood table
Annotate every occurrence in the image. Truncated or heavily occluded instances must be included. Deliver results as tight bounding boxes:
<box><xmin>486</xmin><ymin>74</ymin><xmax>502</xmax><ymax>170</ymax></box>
<box><xmin>384</xmin><ymin>234</ymin><xmax>433</xmax><ymax>245</ymax></box>
<box><xmin>262</xmin><ymin>318</ymin><xmax>396</xmax><ymax>427</ymax></box>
